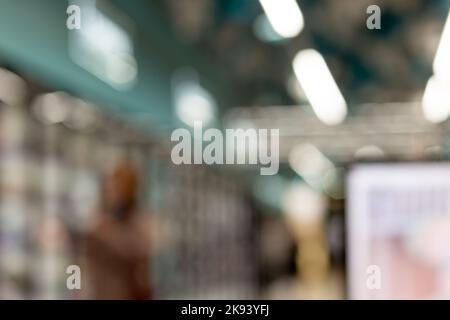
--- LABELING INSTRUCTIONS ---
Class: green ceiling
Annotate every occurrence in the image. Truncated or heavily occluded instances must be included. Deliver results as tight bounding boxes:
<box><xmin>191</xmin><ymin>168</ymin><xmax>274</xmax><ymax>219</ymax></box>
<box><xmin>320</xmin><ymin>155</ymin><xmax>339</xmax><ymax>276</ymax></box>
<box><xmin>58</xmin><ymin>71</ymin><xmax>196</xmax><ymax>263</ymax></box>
<box><xmin>0</xmin><ymin>0</ymin><xmax>231</xmax><ymax>133</ymax></box>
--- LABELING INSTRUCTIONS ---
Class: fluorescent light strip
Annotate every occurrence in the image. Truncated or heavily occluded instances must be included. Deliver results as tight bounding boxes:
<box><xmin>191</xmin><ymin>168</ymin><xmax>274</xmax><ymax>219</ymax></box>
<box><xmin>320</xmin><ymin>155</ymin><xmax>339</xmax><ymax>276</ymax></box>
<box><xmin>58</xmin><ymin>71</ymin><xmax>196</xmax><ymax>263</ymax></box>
<box><xmin>423</xmin><ymin>10</ymin><xmax>450</xmax><ymax>123</ymax></box>
<box><xmin>422</xmin><ymin>76</ymin><xmax>450</xmax><ymax>123</ymax></box>
<box><xmin>259</xmin><ymin>0</ymin><xmax>304</xmax><ymax>38</ymax></box>
<box><xmin>292</xmin><ymin>49</ymin><xmax>347</xmax><ymax>125</ymax></box>
<box><xmin>433</xmin><ymin>11</ymin><xmax>450</xmax><ymax>79</ymax></box>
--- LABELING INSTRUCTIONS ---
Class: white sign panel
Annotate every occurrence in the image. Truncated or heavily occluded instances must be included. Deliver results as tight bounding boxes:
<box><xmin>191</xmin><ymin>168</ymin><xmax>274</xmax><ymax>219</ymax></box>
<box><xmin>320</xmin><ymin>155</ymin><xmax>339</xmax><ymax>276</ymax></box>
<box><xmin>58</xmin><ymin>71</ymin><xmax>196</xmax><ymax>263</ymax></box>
<box><xmin>347</xmin><ymin>163</ymin><xmax>450</xmax><ymax>299</ymax></box>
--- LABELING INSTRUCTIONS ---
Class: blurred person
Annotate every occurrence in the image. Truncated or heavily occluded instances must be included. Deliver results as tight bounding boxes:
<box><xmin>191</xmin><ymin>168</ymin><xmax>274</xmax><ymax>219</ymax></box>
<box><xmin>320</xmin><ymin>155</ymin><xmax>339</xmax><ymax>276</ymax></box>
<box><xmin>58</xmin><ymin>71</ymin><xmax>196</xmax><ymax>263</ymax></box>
<box><xmin>82</xmin><ymin>161</ymin><xmax>152</xmax><ymax>300</ymax></box>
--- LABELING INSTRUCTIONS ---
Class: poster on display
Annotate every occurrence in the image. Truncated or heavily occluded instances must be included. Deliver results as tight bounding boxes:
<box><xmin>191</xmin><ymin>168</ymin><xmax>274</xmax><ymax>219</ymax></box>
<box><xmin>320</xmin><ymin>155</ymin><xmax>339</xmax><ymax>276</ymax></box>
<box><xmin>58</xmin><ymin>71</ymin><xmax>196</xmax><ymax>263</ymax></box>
<box><xmin>347</xmin><ymin>162</ymin><xmax>450</xmax><ymax>299</ymax></box>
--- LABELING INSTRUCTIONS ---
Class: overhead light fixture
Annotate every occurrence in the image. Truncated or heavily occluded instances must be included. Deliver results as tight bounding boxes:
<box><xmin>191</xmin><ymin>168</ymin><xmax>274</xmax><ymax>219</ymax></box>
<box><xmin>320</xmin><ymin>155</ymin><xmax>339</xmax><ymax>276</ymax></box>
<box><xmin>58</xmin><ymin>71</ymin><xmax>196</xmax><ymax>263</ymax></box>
<box><xmin>172</xmin><ymin>68</ymin><xmax>216</xmax><ymax>128</ymax></box>
<box><xmin>423</xmin><ymin>10</ymin><xmax>450</xmax><ymax>123</ymax></box>
<box><xmin>258</xmin><ymin>0</ymin><xmax>304</xmax><ymax>39</ymax></box>
<box><xmin>321</xmin><ymin>167</ymin><xmax>345</xmax><ymax>200</ymax></box>
<box><xmin>422</xmin><ymin>76</ymin><xmax>450</xmax><ymax>123</ymax></box>
<box><xmin>174</xmin><ymin>82</ymin><xmax>216</xmax><ymax>128</ymax></box>
<box><xmin>433</xmin><ymin>11</ymin><xmax>450</xmax><ymax>80</ymax></box>
<box><xmin>286</xmin><ymin>74</ymin><xmax>307</xmax><ymax>104</ymax></box>
<box><xmin>288</xmin><ymin>143</ymin><xmax>334</xmax><ymax>188</ymax></box>
<box><xmin>292</xmin><ymin>49</ymin><xmax>347</xmax><ymax>125</ymax></box>
<box><xmin>68</xmin><ymin>1</ymin><xmax>137</xmax><ymax>90</ymax></box>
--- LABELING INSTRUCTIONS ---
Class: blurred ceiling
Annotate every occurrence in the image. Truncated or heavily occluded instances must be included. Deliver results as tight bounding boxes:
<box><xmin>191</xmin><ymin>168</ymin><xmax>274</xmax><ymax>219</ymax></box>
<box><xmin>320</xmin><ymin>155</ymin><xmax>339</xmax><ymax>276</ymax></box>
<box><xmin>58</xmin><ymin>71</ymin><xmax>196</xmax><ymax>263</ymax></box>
<box><xmin>1</xmin><ymin>0</ymin><xmax>449</xmax><ymax>136</ymax></box>
<box><xmin>0</xmin><ymin>0</ymin><xmax>231</xmax><ymax>133</ymax></box>
<box><xmin>161</xmin><ymin>0</ymin><xmax>450</xmax><ymax>108</ymax></box>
